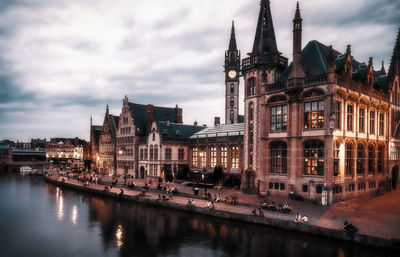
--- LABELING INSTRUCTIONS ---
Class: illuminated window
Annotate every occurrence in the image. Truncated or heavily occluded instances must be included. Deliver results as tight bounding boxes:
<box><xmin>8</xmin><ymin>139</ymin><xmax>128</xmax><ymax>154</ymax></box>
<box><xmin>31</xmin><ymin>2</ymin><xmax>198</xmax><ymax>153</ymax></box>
<box><xmin>220</xmin><ymin>147</ymin><xmax>227</xmax><ymax>168</ymax></box>
<box><xmin>304</xmin><ymin>101</ymin><xmax>324</xmax><ymax>129</ymax></box>
<box><xmin>231</xmin><ymin>146</ymin><xmax>239</xmax><ymax>170</ymax></box>
<box><xmin>210</xmin><ymin>147</ymin><xmax>217</xmax><ymax>168</ymax></box>
<box><xmin>304</xmin><ymin>140</ymin><xmax>324</xmax><ymax>176</ymax></box>
<box><xmin>192</xmin><ymin>148</ymin><xmax>198</xmax><ymax>167</ymax></box>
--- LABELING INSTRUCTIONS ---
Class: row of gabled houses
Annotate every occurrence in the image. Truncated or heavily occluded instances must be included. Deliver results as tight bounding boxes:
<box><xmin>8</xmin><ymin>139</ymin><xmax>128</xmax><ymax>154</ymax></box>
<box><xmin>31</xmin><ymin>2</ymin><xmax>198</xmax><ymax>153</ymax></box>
<box><xmin>90</xmin><ymin>97</ymin><xmax>244</xmax><ymax>184</ymax></box>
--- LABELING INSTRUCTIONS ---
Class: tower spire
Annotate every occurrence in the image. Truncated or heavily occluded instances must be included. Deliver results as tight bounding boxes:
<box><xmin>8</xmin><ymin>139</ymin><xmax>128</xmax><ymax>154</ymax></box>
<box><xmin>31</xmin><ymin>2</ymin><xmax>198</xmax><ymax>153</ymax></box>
<box><xmin>229</xmin><ymin>20</ymin><xmax>237</xmax><ymax>50</ymax></box>
<box><xmin>289</xmin><ymin>1</ymin><xmax>305</xmax><ymax>81</ymax></box>
<box><xmin>380</xmin><ymin>60</ymin><xmax>386</xmax><ymax>75</ymax></box>
<box><xmin>251</xmin><ymin>0</ymin><xmax>278</xmax><ymax>56</ymax></box>
<box><xmin>389</xmin><ymin>27</ymin><xmax>400</xmax><ymax>80</ymax></box>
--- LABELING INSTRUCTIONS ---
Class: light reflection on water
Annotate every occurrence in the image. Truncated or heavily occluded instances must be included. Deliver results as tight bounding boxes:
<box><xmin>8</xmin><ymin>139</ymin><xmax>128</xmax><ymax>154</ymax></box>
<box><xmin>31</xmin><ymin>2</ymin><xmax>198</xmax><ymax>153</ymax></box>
<box><xmin>0</xmin><ymin>173</ymin><xmax>398</xmax><ymax>257</ymax></box>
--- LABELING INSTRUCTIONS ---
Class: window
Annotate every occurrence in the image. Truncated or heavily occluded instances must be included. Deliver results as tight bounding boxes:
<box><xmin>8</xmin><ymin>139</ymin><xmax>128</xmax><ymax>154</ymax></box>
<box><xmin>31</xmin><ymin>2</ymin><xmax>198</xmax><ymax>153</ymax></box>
<box><xmin>316</xmin><ymin>185</ymin><xmax>322</xmax><ymax>194</ymax></box>
<box><xmin>379</xmin><ymin>114</ymin><xmax>384</xmax><ymax>136</ymax></box>
<box><xmin>333</xmin><ymin>141</ymin><xmax>340</xmax><ymax>177</ymax></box>
<box><xmin>220</xmin><ymin>147</ymin><xmax>227</xmax><ymax>168</ymax></box>
<box><xmin>357</xmin><ymin>144</ymin><xmax>365</xmax><ymax>175</ymax></box>
<box><xmin>370</xmin><ymin>111</ymin><xmax>375</xmax><ymax>134</ymax></box>
<box><xmin>269</xmin><ymin>182</ymin><xmax>273</xmax><ymax>189</ymax></box>
<box><xmin>152</xmin><ymin>132</ymin><xmax>155</xmax><ymax>141</ymax></box>
<box><xmin>347</xmin><ymin>105</ymin><xmax>353</xmax><ymax>131</ymax></box>
<box><xmin>304</xmin><ymin>141</ymin><xmax>324</xmax><ymax>176</ymax></box>
<box><xmin>231</xmin><ymin>146</ymin><xmax>239</xmax><ymax>170</ymax></box>
<box><xmin>200</xmin><ymin>152</ymin><xmax>207</xmax><ymax>167</ymax></box>
<box><xmin>270</xmin><ymin>105</ymin><xmax>287</xmax><ymax>131</ymax></box>
<box><xmin>178</xmin><ymin>149</ymin><xmax>184</xmax><ymax>160</ymax></box>
<box><xmin>230</xmin><ymin>110</ymin><xmax>234</xmax><ymax>123</ymax></box>
<box><xmin>378</xmin><ymin>146</ymin><xmax>384</xmax><ymax>173</ymax></box>
<box><xmin>368</xmin><ymin>145</ymin><xmax>375</xmax><ymax>174</ymax></box>
<box><xmin>165</xmin><ymin>148</ymin><xmax>172</xmax><ymax>160</ymax></box>
<box><xmin>302</xmin><ymin>184</ymin><xmax>308</xmax><ymax>193</ymax></box>
<box><xmin>280</xmin><ymin>183</ymin><xmax>285</xmax><ymax>190</ymax></box>
<box><xmin>304</xmin><ymin>101</ymin><xmax>324</xmax><ymax>129</ymax></box>
<box><xmin>140</xmin><ymin>149</ymin><xmax>144</xmax><ymax>160</ymax></box>
<box><xmin>359</xmin><ymin>108</ymin><xmax>365</xmax><ymax>133</ymax></box>
<box><xmin>154</xmin><ymin>147</ymin><xmax>158</xmax><ymax>160</ymax></box>
<box><xmin>348</xmin><ymin>184</ymin><xmax>355</xmax><ymax>192</ymax></box>
<box><xmin>249</xmin><ymin>103</ymin><xmax>254</xmax><ymax>121</ymax></box>
<box><xmin>192</xmin><ymin>148</ymin><xmax>198</xmax><ymax>167</ymax></box>
<box><xmin>346</xmin><ymin>143</ymin><xmax>353</xmax><ymax>175</ymax></box>
<box><xmin>270</xmin><ymin>141</ymin><xmax>287</xmax><ymax>174</ymax></box>
<box><xmin>248</xmin><ymin>78</ymin><xmax>255</xmax><ymax>96</ymax></box>
<box><xmin>210</xmin><ymin>147</ymin><xmax>217</xmax><ymax>168</ymax></box>
<box><xmin>144</xmin><ymin>149</ymin><xmax>148</xmax><ymax>160</ymax></box>
<box><xmin>335</xmin><ymin>101</ymin><xmax>341</xmax><ymax>129</ymax></box>
<box><xmin>230</xmin><ymin>97</ymin><xmax>234</xmax><ymax>107</ymax></box>
<box><xmin>230</xmin><ymin>84</ymin><xmax>234</xmax><ymax>93</ymax></box>
<box><xmin>274</xmin><ymin>183</ymin><xmax>279</xmax><ymax>190</ymax></box>
<box><xmin>150</xmin><ymin>145</ymin><xmax>154</xmax><ymax>160</ymax></box>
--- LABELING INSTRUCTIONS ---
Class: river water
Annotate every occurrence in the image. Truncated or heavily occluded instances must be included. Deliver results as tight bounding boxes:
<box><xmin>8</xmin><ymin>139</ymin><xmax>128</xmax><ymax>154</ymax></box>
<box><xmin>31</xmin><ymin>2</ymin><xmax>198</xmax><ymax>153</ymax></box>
<box><xmin>0</xmin><ymin>173</ymin><xmax>396</xmax><ymax>257</ymax></box>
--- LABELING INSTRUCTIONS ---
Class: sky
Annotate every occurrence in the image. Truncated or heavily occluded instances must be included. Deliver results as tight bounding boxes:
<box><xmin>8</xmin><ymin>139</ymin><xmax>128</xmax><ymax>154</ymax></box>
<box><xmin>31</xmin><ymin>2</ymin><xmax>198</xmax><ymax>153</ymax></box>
<box><xmin>0</xmin><ymin>0</ymin><xmax>399</xmax><ymax>141</ymax></box>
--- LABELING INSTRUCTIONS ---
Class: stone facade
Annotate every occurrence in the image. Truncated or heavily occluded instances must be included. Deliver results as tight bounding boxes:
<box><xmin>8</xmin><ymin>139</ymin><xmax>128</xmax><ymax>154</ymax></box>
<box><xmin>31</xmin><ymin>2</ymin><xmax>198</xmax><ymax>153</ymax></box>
<box><xmin>240</xmin><ymin>0</ymin><xmax>400</xmax><ymax>202</ymax></box>
<box><xmin>98</xmin><ymin>105</ymin><xmax>119</xmax><ymax>175</ymax></box>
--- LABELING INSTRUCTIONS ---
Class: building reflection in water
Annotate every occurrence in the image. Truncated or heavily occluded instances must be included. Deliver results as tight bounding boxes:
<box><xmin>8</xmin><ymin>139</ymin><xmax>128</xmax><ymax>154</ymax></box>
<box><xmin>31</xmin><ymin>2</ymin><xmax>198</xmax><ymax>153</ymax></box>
<box><xmin>71</xmin><ymin>205</ymin><xmax>78</xmax><ymax>224</ymax></box>
<box><xmin>55</xmin><ymin>187</ymin><xmax>64</xmax><ymax>221</ymax></box>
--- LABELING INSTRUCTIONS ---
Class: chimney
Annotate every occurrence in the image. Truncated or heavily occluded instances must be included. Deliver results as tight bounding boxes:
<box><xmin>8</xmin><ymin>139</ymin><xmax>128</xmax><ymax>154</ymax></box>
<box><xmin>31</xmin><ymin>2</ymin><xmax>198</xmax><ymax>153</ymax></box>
<box><xmin>175</xmin><ymin>104</ymin><xmax>183</xmax><ymax>124</ymax></box>
<box><xmin>214</xmin><ymin>117</ymin><xmax>220</xmax><ymax>126</ymax></box>
<box><xmin>146</xmin><ymin>104</ymin><xmax>155</xmax><ymax>133</ymax></box>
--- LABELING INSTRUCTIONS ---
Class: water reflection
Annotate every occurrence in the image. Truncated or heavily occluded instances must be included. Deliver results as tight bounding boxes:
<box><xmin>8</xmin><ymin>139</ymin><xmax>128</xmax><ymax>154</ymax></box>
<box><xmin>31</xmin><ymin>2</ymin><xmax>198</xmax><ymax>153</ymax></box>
<box><xmin>0</xmin><ymin>174</ymin><xmax>397</xmax><ymax>257</ymax></box>
<box><xmin>71</xmin><ymin>205</ymin><xmax>78</xmax><ymax>224</ymax></box>
<box><xmin>56</xmin><ymin>187</ymin><xmax>64</xmax><ymax>221</ymax></box>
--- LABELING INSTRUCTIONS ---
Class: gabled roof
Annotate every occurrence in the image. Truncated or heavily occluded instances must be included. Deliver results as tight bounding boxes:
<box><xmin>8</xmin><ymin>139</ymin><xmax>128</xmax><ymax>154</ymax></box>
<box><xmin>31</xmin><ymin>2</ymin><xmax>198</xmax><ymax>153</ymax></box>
<box><xmin>389</xmin><ymin>27</ymin><xmax>400</xmax><ymax>80</ymax></box>
<box><xmin>128</xmin><ymin>102</ymin><xmax>178</xmax><ymax>136</ymax></box>
<box><xmin>157</xmin><ymin>121</ymin><xmax>205</xmax><ymax>140</ymax></box>
<box><xmin>190</xmin><ymin>123</ymin><xmax>244</xmax><ymax>139</ymax></box>
<box><xmin>277</xmin><ymin>40</ymin><xmax>388</xmax><ymax>91</ymax></box>
<box><xmin>108</xmin><ymin>114</ymin><xmax>119</xmax><ymax>139</ymax></box>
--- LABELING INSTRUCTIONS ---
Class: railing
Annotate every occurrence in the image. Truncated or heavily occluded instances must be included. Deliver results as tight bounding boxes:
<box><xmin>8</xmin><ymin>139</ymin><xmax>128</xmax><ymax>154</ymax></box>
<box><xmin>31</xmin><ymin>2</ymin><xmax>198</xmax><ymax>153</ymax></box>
<box><xmin>266</xmin><ymin>82</ymin><xmax>286</xmax><ymax>92</ymax></box>
<box><xmin>304</xmin><ymin>74</ymin><xmax>329</xmax><ymax>85</ymax></box>
<box><xmin>242</xmin><ymin>55</ymin><xmax>288</xmax><ymax>68</ymax></box>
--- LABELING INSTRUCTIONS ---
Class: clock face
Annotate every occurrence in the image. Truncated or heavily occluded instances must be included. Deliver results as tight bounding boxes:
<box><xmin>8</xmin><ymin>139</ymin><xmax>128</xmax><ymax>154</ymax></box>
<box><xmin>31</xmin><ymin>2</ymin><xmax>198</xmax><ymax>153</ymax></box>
<box><xmin>228</xmin><ymin>70</ymin><xmax>237</xmax><ymax>79</ymax></box>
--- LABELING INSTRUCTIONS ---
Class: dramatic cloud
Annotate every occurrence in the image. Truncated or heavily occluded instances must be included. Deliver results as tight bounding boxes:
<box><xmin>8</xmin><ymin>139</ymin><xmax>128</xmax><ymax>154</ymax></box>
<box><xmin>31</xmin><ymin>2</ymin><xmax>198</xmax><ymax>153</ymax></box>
<box><xmin>0</xmin><ymin>0</ymin><xmax>398</xmax><ymax>141</ymax></box>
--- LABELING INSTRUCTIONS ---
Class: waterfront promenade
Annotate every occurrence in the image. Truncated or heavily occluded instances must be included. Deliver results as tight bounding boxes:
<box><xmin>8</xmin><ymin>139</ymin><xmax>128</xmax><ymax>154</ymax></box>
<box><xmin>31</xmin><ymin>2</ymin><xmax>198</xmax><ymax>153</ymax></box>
<box><xmin>45</xmin><ymin>174</ymin><xmax>400</xmax><ymax>250</ymax></box>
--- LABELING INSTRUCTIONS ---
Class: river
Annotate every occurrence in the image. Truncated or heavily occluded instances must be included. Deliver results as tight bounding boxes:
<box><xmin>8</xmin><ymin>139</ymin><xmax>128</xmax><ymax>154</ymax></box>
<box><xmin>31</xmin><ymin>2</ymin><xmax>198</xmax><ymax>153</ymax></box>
<box><xmin>0</xmin><ymin>173</ymin><xmax>396</xmax><ymax>257</ymax></box>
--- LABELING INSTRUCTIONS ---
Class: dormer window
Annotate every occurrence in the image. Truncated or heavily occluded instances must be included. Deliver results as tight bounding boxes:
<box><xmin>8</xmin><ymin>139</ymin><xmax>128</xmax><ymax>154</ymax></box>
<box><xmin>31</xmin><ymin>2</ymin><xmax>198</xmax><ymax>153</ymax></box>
<box><xmin>176</xmin><ymin>130</ymin><xmax>181</xmax><ymax>136</ymax></box>
<box><xmin>163</xmin><ymin>129</ymin><xmax>168</xmax><ymax>135</ymax></box>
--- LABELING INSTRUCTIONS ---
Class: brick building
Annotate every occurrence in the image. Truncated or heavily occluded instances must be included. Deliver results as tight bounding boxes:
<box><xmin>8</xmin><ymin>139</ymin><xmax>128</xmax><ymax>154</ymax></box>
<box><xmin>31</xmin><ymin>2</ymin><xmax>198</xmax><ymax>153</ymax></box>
<box><xmin>240</xmin><ymin>1</ymin><xmax>400</xmax><ymax>202</ymax></box>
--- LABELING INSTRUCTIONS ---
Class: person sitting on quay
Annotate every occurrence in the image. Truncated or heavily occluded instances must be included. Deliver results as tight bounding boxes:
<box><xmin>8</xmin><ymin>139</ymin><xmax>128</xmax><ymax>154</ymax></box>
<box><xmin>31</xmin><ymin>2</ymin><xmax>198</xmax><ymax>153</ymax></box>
<box><xmin>143</xmin><ymin>183</ymin><xmax>149</xmax><ymax>191</ymax></box>
<box><xmin>103</xmin><ymin>185</ymin><xmax>110</xmax><ymax>193</ymax></box>
<box><xmin>118</xmin><ymin>189</ymin><xmax>124</xmax><ymax>198</ymax></box>
<box><xmin>157</xmin><ymin>183</ymin><xmax>162</xmax><ymax>190</ymax></box>
<box><xmin>301</xmin><ymin>214</ymin><xmax>308</xmax><ymax>223</ymax></box>
<box><xmin>282</xmin><ymin>202</ymin><xmax>293</xmax><ymax>213</ymax></box>
<box><xmin>186</xmin><ymin>199</ymin><xmax>196</xmax><ymax>208</ymax></box>
<box><xmin>343</xmin><ymin>221</ymin><xmax>358</xmax><ymax>233</ymax></box>
<box><xmin>294</xmin><ymin>213</ymin><xmax>302</xmax><ymax>222</ymax></box>
<box><xmin>258</xmin><ymin>208</ymin><xmax>264</xmax><ymax>217</ymax></box>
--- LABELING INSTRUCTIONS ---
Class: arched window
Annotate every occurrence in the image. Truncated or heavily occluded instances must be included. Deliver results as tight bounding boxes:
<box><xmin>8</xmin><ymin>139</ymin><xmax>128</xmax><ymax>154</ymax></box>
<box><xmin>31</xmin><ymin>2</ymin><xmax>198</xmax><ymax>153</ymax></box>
<box><xmin>345</xmin><ymin>143</ymin><xmax>353</xmax><ymax>175</ymax></box>
<box><xmin>368</xmin><ymin>145</ymin><xmax>375</xmax><ymax>174</ymax></box>
<box><xmin>230</xmin><ymin>110</ymin><xmax>234</xmax><ymax>123</ymax></box>
<box><xmin>220</xmin><ymin>147</ymin><xmax>227</xmax><ymax>168</ymax></box>
<box><xmin>249</xmin><ymin>103</ymin><xmax>254</xmax><ymax>121</ymax></box>
<box><xmin>230</xmin><ymin>52</ymin><xmax>235</xmax><ymax>62</ymax></box>
<box><xmin>154</xmin><ymin>146</ymin><xmax>158</xmax><ymax>160</ymax></box>
<box><xmin>150</xmin><ymin>145</ymin><xmax>154</xmax><ymax>160</ymax></box>
<box><xmin>270</xmin><ymin>141</ymin><xmax>287</xmax><ymax>174</ymax></box>
<box><xmin>210</xmin><ymin>147</ymin><xmax>217</xmax><ymax>168</ymax></box>
<box><xmin>230</xmin><ymin>97</ymin><xmax>234</xmax><ymax>107</ymax></box>
<box><xmin>378</xmin><ymin>145</ymin><xmax>384</xmax><ymax>173</ymax></box>
<box><xmin>230</xmin><ymin>84</ymin><xmax>234</xmax><ymax>94</ymax></box>
<box><xmin>248</xmin><ymin>78</ymin><xmax>255</xmax><ymax>96</ymax></box>
<box><xmin>333</xmin><ymin>141</ymin><xmax>340</xmax><ymax>176</ymax></box>
<box><xmin>304</xmin><ymin>140</ymin><xmax>324</xmax><ymax>176</ymax></box>
<box><xmin>231</xmin><ymin>146</ymin><xmax>239</xmax><ymax>170</ymax></box>
<box><xmin>357</xmin><ymin>144</ymin><xmax>365</xmax><ymax>175</ymax></box>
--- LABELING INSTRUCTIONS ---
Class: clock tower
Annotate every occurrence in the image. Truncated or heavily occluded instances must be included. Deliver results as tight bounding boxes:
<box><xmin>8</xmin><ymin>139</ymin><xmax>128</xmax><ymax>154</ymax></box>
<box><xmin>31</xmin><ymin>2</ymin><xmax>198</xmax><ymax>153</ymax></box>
<box><xmin>224</xmin><ymin>21</ymin><xmax>240</xmax><ymax>125</ymax></box>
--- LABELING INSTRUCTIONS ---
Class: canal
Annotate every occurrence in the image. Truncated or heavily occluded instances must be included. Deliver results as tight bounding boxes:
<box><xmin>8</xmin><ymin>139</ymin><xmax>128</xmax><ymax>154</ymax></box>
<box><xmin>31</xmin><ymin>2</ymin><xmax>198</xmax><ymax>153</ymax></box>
<box><xmin>0</xmin><ymin>173</ymin><xmax>397</xmax><ymax>257</ymax></box>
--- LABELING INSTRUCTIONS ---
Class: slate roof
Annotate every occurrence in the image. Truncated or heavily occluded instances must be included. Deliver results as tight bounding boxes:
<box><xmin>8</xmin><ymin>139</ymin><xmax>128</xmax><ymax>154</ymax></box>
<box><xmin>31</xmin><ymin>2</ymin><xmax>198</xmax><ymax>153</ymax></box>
<box><xmin>190</xmin><ymin>123</ymin><xmax>244</xmax><ymax>139</ymax></box>
<box><xmin>277</xmin><ymin>40</ymin><xmax>389</xmax><ymax>91</ymax></box>
<box><xmin>237</xmin><ymin>115</ymin><xmax>245</xmax><ymax>123</ymax></box>
<box><xmin>157</xmin><ymin>121</ymin><xmax>205</xmax><ymax>140</ymax></box>
<box><xmin>128</xmin><ymin>102</ymin><xmax>179</xmax><ymax>136</ymax></box>
<box><xmin>108</xmin><ymin>114</ymin><xmax>119</xmax><ymax>139</ymax></box>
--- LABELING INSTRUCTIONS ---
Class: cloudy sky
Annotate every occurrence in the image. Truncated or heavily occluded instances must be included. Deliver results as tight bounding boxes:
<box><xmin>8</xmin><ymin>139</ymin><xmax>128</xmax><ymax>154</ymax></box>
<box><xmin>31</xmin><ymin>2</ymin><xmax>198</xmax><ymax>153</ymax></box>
<box><xmin>0</xmin><ymin>0</ymin><xmax>399</xmax><ymax>141</ymax></box>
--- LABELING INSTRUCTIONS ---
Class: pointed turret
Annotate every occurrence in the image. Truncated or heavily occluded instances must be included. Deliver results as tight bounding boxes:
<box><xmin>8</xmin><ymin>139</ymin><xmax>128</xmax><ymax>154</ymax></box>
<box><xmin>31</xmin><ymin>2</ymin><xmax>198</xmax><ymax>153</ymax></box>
<box><xmin>389</xmin><ymin>27</ymin><xmax>400</xmax><ymax>80</ymax></box>
<box><xmin>380</xmin><ymin>60</ymin><xmax>386</xmax><ymax>76</ymax></box>
<box><xmin>229</xmin><ymin>21</ymin><xmax>237</xmax><ymax>50</ymax></box>
<box><xmin>289</xmin><ymin>1</ymin><xmax>305</xmax><ymax>82</ymax></box>
<box><xmin>251</xmin><ymin>0</ymin><xmax>279</xmax><ymax>56</ymax></box>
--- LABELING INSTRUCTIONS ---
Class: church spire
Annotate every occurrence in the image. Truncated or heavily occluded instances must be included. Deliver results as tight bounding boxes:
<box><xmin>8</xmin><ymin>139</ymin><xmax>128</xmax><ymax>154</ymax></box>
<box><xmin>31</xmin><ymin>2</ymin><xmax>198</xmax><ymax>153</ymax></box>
<box><xmin>229</xmin><ymin>20</ymin><xmax>237</xmax><ymax>50</ymax></box>
<box><xmin>389</xmin><ymin>27</ymin><xmax>400</xmax><ymax>80</ymax></box>
<box><xmin>251</xmin><ymin>0</ymin><xmax>278</xmax><ymax>56</ymax></box>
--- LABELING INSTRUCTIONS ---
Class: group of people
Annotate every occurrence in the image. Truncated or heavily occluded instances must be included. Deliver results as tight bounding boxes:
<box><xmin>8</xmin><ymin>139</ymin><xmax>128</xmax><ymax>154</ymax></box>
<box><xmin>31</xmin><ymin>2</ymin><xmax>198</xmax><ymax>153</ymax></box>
<box><xmin>294</xmin><ymin>213</ymin><xmax>308</xmax><ymax>223</ymax></box>
<box><xmin>262</xmin><ymin>201</ymin><xmax>293</xmax><ymax>213</ymax></box>
<box><xmin>343</xmin><ymin>221</ymin><xmax>358</xmax><ymax>233</ymax></box>
<box><xmin>224</xmin><ymin>195</ymin><xmax>239</xmax><ymax>205</ymax></box>
<box><xmin>205</xmin><ymin>201</ymin><xmax>216</xmax><ymax>209</ymax></box>
<box><xmin>186</xmin><ymin>199</ymin><xmax>196</xmax><ymax>208</ymax></box>
<box><xmin>251</xmin><ymin>208</ymin><xmax>264</xmax><ymax>217</ymax></box>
